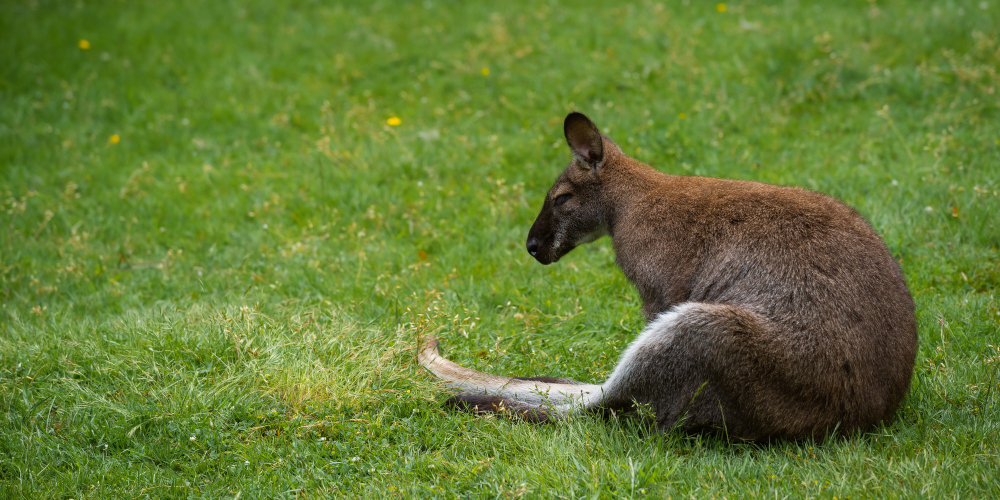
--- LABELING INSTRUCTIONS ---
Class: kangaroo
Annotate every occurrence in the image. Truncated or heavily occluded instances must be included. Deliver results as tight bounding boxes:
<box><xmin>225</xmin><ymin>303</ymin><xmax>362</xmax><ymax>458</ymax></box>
<box><xmin>419</xmin><ymin>112</ymin><xmax>917</xmax><ymax>441</ymax></box>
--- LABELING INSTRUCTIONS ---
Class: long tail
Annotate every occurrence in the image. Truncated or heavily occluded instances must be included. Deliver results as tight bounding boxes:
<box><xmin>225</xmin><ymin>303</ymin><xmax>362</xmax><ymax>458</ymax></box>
<box><xmin>417</xmin><ymin>338</ymin><xmax>605</xmax><ymax>417</ymax></box>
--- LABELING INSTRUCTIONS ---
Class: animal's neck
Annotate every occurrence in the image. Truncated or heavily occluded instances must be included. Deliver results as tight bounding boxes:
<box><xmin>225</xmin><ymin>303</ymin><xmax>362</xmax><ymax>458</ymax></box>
<box><xmin>601</xmin><ymin>157</ymin><xmax>674</xmax><ymax>237</ymax></box>
<box><xmin>600</xmin><ymin>158</ymin><xmax>689</xmax><ymax>317</ymax></box>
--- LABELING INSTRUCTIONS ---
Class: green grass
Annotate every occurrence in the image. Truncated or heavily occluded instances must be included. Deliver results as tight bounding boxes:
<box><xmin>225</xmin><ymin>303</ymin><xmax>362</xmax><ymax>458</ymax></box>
<box><xmin>2</xmin><ymin>0</ymin><xmax>999</xmax><ymax>497</ymax></box>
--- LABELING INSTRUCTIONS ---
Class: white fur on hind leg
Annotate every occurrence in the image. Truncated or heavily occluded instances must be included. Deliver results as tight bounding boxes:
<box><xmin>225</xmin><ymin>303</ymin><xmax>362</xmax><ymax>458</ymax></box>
<box><xmin>601</xmin><ymin>302</ymin><xmax>695</xmax><ymax>392</ymax></box>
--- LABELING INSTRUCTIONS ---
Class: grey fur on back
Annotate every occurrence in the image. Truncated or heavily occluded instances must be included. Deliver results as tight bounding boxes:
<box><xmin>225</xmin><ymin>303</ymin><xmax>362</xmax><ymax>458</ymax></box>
<box><xmin>419</xmin><ymin>112</ymin><xmax>917</xmax><ymax>441</ymax></box>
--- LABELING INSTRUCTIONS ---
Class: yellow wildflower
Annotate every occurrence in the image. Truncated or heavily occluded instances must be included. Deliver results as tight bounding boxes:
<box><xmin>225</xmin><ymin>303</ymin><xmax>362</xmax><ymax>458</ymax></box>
<box><xmin>109</xmin><ymin>134</ymin><xmax>120</xmax><ymax>144</ymax></box>
<box><xmin>78</xmin><ymin>39</ymin><xmax>91</xmax><ymax>50</ymax></box>
<box><xmin>716</xmin><ymin>3</ymin><xmax>727</xmax><ymax>12</ymax></box>
<box><xmin>481</xmin><ymin>67</ymin><xmax>490</xmax><ymax>76</ymax></box>
<box><xmin>678</xmin><ymin>113</ymin><xmax>687</xmax><ymax>120</ymax></box>
<box><xmin>386</xmin><ymin>116</ymin><xmax>401</xmax><ymax>126</ymax></box>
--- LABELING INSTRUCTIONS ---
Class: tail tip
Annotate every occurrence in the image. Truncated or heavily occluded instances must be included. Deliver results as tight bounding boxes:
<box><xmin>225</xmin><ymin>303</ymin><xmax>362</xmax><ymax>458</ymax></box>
<box><xmin>417</xmin><ymin>336</ymin><xmax>440</xmax><ymax>365</ymax></box>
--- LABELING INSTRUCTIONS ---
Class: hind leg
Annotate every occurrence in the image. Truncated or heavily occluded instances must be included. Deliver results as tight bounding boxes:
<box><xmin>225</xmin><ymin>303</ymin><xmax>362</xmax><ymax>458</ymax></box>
<box><xmin>444</xmin><ymin>394</ymin><xmax>555</xmax><ymax>423</ymax></box>
<box><xmin>421</xmin><ymin>303</ymin><xmax>834</xmax><ymax>438</ymax></box>
<box><xmin>591</xmin><ymin>304</ymin><xmax>725</xmax><ymax>432</ymax></box>
<box><xmin>596</xmin><ymin>302</ymin><xmax>827</xmax><ymax>440</ymax></box>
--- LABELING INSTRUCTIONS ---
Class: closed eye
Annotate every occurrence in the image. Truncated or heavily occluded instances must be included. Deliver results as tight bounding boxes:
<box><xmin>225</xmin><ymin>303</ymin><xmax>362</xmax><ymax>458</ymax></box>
<box><xmin>554</xmin><ymin>193</ymin><xmax>572</xmax><ymax>207</ymax></box>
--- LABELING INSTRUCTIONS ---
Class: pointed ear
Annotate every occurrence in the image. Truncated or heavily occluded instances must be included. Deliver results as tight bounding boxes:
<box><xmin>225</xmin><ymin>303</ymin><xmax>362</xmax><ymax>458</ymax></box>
<box><xmin>564</xmin><ymin>112</ymin><xmax>604</xmax><ymax>168</ymax></box>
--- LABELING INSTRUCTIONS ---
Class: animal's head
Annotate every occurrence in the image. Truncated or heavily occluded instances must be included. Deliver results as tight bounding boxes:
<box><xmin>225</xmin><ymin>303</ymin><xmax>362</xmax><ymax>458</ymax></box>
<box><xmin>526</xmin><ymin>112</ymin><xmax>620</xmax><ymax>265</ymax></box>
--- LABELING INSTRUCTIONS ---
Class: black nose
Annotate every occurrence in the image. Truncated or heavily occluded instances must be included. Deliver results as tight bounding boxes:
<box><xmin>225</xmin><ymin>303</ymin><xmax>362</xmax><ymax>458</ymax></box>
<box><xmin>526</xmin><ymin>238</ymin><xmax>539</xmax><ymax>256</ymax></box>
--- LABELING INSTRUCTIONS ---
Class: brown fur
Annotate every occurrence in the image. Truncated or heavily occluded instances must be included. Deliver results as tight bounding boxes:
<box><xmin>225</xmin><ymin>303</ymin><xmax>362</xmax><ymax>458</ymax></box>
<box><xmin>420</xmin><ymin>112</ymin><xmax>917</xmax><ymax>441</ymax></box>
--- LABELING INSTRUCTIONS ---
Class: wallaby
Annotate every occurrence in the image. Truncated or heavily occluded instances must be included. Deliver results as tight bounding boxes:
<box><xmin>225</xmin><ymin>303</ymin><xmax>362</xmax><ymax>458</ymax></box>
<box><xmin>419</xmin><ymin>112</ymin><xmax>917</xmax><ymax>441</ymax></box>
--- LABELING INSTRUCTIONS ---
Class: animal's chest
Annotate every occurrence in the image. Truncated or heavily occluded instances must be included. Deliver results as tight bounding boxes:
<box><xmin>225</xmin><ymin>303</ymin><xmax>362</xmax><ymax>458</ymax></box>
<box><xmin>611</xmin><ymin>204</ymin><xmax>705</xmax><ymax>317</ymax></box>
<box><xmin>615</xmin><ymin>245</ymin><xmax>693</xmax><ymax>319</ymax></box>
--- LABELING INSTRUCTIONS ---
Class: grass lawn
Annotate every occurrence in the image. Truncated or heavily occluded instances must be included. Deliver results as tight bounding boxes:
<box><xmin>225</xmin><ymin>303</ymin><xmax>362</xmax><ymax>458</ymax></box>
<box><xmin>2</xmin><ymin>0</ymin><xmax>999</xmax><ymax>497</ymax></box>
